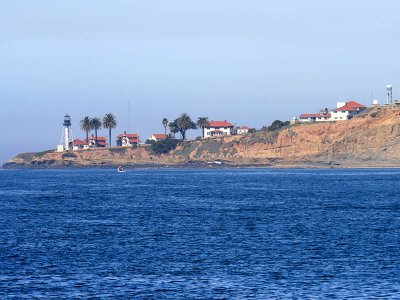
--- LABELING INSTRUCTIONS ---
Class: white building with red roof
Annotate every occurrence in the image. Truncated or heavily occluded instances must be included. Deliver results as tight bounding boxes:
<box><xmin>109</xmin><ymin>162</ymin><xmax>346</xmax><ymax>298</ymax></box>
<box><xmin>148</xmin><ymin>134</ymin><xmax>167</xmax><ymax>141</ymax></box>
<box><xmin>116</xmin><ymin>132</ymin><xmax>140</xmax><ymax>147</ymax></box>
<box><xmin>71</xmin><ymin>139</ymin><xmax>89</xmax><ymax>150</ymax></box>
<box><xmin>204</xmin><ymin>120</ymin><xmax>235</xmax><ymax>137</ymax></box>
<box><xmin>86</xmin><ymin>135</ymin><xmax>107</xmax><ymax>147</ymax></box>
<box><xmin>299</xmin><ymin>113</ymin><xmax>331</xmax><ymax>123</ymax></box>
<box><xmin>237</xmin><ymin>126</ymin><xmax>250</xmax><ymax>135</ymax></box>
<box><xmin>330</xmin><ymin>101</ymin><xmax>366</xmax><ymax>121</ymax></box>
<box><xmin>299</xmin><ymin>101</ymin><xmax>366</xmax><ymax>123</ymax></box>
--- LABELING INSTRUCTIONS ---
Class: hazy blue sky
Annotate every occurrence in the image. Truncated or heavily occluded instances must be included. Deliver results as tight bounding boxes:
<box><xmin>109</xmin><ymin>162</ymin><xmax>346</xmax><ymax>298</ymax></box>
<box><xmin>1</xmin><ymin>0</ymin><xmax>400</xmax><ymax>162</ymax></box>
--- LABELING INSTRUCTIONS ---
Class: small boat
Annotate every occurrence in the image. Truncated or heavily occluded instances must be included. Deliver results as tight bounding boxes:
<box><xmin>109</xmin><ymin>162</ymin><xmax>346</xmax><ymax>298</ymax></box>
<box><xmin>117</xmin><ymin>166</ymin><xmax>126</xmax><ymax>173</ymax></box>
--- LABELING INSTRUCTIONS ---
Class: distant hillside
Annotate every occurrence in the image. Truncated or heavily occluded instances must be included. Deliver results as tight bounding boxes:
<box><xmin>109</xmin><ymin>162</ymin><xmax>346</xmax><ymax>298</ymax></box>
<box><xmin>4</xmin><ymin>107</ymin><xmax>400</xmax><ymax>168</ymax></box>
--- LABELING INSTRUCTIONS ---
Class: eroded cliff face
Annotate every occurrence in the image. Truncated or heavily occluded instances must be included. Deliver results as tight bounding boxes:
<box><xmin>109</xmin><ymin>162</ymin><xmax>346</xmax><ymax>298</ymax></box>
<box><xmin>173</xmin><ymin>107</ymin><xmax>400</xmax><ymax>167</ymax></box>
<box><xmin>4</xmin><ymin>107</ymin><xmax>400</xmax><ymax>168</ymax></box>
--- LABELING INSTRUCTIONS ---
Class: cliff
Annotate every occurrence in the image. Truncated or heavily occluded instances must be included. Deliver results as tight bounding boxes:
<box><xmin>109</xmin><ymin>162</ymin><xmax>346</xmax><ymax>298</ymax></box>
<box><xmin>4</xmin><ymin>107</ymin><xmax>400</xmax><ymax>168</ymax></box>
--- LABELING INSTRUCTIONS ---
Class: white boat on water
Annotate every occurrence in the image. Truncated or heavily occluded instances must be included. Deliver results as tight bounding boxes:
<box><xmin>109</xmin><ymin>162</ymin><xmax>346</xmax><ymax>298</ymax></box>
<box><xmin>117</xmin><ymin>166</ymin><xmax>126</xmax><ymax>173</ymax></box>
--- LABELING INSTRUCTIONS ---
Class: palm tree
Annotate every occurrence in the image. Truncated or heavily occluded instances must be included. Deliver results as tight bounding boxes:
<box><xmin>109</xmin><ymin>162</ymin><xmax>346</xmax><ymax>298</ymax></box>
<box><xmin>169</xmin><ymin>120</ymin><xmax>178</xmax><ymax>138</ymax></box>
<box><xmin>80</xmin><ymin>116</ymin><xmax>91</xmax><ymax>143</ymax></box>
<box><xmin>174</xmin><ymin>113</ymin><xmax>197</xmax><ymax>140</ymax></box>
<box><xmin>103</xmin><ymin>113</ymin><xmax>117</xmax><ymax>147</ymax></box>
<box><xmin>162</xmin><ymin>118</ymin><xmax>169</xmax><ymax>135</ymax></box>
<box><xmin>90</xmin><ymin>117</ymin><xmax>102</xmax><ymax>146</ymax></box>
<box><xmin>196</xmin><ymin>117</ymin><xmax>210</xmax><ymax>138</ymax></box>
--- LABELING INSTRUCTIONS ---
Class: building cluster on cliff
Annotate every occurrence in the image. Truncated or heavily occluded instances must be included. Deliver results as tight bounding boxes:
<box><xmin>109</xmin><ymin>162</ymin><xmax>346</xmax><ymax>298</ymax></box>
<box><xmin>56</xmin><ymin>115</ymin><xmax>251</xmax><ymax>152</ymax></box>
<box><xmin>298</xmin><ymin>101</ymin><xmax>367</xmax><ymax>123</ymax></box>
<box><xmin>57</xmin><ymin>84</ymin><xmax>398</xmax><ymax>152</ymax></box>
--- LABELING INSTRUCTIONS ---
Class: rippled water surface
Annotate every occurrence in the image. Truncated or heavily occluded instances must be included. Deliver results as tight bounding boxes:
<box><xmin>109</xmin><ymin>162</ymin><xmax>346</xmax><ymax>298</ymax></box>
<box><xmin>1</xmin><ymin>168</ymin><xmax>400</xmax><ymax>299</ymax></box>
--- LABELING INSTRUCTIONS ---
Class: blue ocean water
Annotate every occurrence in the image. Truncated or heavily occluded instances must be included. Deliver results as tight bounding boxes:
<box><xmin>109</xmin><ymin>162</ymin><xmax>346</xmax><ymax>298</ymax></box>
<box><xmin>0</xmin><ymin>168</ymin><xmax>400</xmax><ymax>299</ymax></box>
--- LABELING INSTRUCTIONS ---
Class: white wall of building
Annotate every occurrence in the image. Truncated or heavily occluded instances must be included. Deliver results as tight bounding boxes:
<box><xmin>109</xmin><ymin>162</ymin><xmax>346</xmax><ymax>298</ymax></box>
<box><xmin>204</xmin><ymin>126</ymin><xmax>233</xmax><ymax>137</ymax></box>
<box><xmin>330</xmin><ymin>109</ymin><xmax>364</xmax><ymax>121</ymax></box>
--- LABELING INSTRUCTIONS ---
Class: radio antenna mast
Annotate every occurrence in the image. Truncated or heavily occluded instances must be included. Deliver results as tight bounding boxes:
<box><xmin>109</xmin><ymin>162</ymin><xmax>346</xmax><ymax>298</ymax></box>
<box><xmin>386</xmin><ymin>85</ymin><xmax>393</xmax><ymax>106</ymax></box>
<box><xmin>128</xmin><ymin>100</ymin><xmax>131</xmax><ymax>132</ymax></box>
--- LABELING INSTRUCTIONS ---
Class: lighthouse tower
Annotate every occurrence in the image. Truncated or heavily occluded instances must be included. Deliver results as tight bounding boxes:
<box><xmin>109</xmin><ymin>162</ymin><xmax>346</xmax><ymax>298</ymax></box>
<box><xmin>57</xmin><ymin>114</ymin><xmax>73</xmax><ymax>152</ymax></box>
<box><xmin>63</xmin><ymin>114</ymin><xmax>72</xmax><ymax>150</ymax></box>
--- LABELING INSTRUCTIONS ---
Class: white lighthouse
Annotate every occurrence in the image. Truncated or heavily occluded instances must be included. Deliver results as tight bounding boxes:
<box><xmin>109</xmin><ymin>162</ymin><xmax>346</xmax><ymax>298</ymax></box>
<box><xmin>57</xmin><ymin>114</ymin><xmax>72</xmax><ymax>152</ymax></box>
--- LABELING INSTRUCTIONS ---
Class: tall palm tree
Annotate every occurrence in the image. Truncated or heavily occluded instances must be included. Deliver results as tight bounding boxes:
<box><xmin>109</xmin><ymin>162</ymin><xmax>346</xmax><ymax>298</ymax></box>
<box><xmin>80</xmin><ymin>116</ymin><xmax>91</xmax><ymax>143</ymax></box>
<box><xmin>162</xmin><ymin>118</ymin><xmax>169</xmax><ymax>135</ymax></box>
<box><xmin>196</xmin><ymin>117</ymin><xmax>210</xmax><ymax>138</ymax></box>
<box><xmin>90</xmin><ymin>117</ymin><xmax>102</xmax><ymax>146</ymax></box>
<box><xmin>103</xmin><ymin>113</ymin><xmax>117</xmax><ymax>147</ymax></box>
<box><xmin>175</xmin><ymin>113</ymin><xmax>197</xmax><ymax>140</ymax></box>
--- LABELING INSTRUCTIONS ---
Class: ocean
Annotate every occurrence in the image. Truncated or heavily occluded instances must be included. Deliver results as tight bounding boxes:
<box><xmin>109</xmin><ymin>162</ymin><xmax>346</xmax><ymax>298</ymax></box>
<box><xmin>0</xmin><ymin>168</ymin><xmax>399</xmax><ymax>299</ymax></box>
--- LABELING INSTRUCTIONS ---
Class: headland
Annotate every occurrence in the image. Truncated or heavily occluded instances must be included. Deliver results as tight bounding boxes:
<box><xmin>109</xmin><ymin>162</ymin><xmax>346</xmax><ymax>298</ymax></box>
<box><xmin>4</xmin><ymin>106</ymin><xmax>400</xmax><ymax>169</ymax></box>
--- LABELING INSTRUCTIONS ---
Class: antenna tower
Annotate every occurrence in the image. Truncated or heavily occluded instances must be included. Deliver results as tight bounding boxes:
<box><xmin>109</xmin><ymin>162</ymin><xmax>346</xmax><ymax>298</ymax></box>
<box><xmin>386</xmin><ymin>85</ymin><xmax>393</xmax><ymax>106</ymax></box>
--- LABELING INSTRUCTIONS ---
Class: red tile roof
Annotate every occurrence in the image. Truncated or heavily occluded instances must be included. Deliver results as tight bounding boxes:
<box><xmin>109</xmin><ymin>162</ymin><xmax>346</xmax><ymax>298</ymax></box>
<box><xmin>73</xmin><ymin>139</ymin><xmax>87</xmax><ymax>145</ymax></box>
<box><xmin>152</xmin><ymin>134</ymin><xmax>167</xmax><ymax>139</ymax></box>
<box><xmin>300</xmin><ymin>113</ymin><xmax>331</xmax><ymax>118</ymax></box>
<box><xmin>97</xmin><ymin>142</ymin><xmax>107</xmax><ymax>146</ymax></box>
<box><xmin>334</xmin><ymin>101</ymin><xmax>366</xmax><ymax>111</ymax></box>
<box><xmin>209</xmin><ymin>120</ymin><xmax>234</xmax><ymax>127</ymax></box>
<box><xmin>117</xmin><ymin>133</ymin><xmax>139</xmax><ymax>138</ymax></box>
<box><xmin>211</xmin><ymin>129</ymin><xmax>223</xmax><ymax>133</ymax></box>
<box><xmin>239</xmin><ymin>126</ymin><xmax>250</xmax><ymax>129</ymax></box>
<box><xmin>85</xmin><ymin>136</ymin><xmax>106</xmax><ymax>141</ymax></box>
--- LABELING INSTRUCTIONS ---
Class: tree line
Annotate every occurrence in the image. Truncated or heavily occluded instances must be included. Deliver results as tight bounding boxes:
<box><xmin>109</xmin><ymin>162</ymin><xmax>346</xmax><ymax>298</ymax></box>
<box><xmin>78</xmin><ymin>112</ymin><xmax>207</xmax><ymax>148</ymax></box>
<box><xmin>80</xmin><ymin>113</ymin><xmax>117</xmax><ymax>146</ymax></box>
<box><xmin>161</xmin><ymin>114</ymin><xmax>210</xmax><ymax>140</ymax></box>
<box><xmin>78</xmin><ymin>112</ymin><xmax>277</xmax><ymax>147</ymax></box>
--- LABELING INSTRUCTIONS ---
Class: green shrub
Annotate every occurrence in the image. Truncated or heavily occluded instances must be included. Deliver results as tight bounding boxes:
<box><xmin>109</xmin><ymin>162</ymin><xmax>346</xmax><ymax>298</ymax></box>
<box><xmin>33</xmin><ymin>150</ymin><xmax>54</xmax><ymax>158</ymax></box>
<box><xmin>151</xmin><ymin>137</ymin><xmax>180</xmax><ymax>154</ymax></box>
<box><xmin>62</xmin><ymin>152</ymin><xmax>77</xmax><ymax>159</ymax></box>
<box><xmin>262</xmin><ymin>120</ymin><xmax>290</xmax><ymax>131</ymax></box>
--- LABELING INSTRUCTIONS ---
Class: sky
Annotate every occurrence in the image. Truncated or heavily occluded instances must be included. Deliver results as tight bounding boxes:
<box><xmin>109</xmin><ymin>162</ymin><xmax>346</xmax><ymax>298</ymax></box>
<box><xmin>1</xmin><ymin>0</ymin><xmax>400</xmax><ymax>162</ymax></box>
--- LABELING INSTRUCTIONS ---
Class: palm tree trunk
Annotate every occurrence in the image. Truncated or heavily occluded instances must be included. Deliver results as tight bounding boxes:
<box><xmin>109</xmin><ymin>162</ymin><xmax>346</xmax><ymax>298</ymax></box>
<box><xmin>95</xmin><ymin>129</ymin><xmax>98</xmax><ymax>147</ymax></box>
<box><xmin>86</xmin><ymin>130</ymin><xmax>89</xmax><ymax>143</ymax></box>
<box><xmin>202</xmin><ymin>127</ymin><xmax>204</xmax><ymax>138</ymax></box>
<box><xmin>109</xmin><ymin>128</ymin><xmax>112</xmax><ymax>147</ymax></box>
<box><xmin>164</xmin><ymin>126</ymin><xmax>167</xmax><ymax>135</ymax></box>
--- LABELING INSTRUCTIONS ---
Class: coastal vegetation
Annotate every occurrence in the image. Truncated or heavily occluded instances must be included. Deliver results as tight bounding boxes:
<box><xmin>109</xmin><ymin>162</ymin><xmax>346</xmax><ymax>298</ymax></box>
<box><xmin>80</xmin><ymin>114</ymin><xmax>118</xmax><ymax>147</ymax></box>
<box><xmin>169</xmin><ymin>113</ymin><xmax>197</xmax><ymax>140</ymax></box>
<box><xmin>103</xmin><ymin>113</ymin><xmax>117</xmax><ymax>147</ymax></box>
<box><xmin>262</xmin><ymin>120</ymin><xmax>291</xmax><ymax>132</ymax></box>
<box><xmin>61</xmin><ymin>152</ymin><xmax>77</xmax><ymax>159</ymax></box>
<box><xmin>89</xmin><ymin>117</ymin><xmax>102</xmax><ymax>146</ymax></box>
<box><xmin>149</xmin><ymin>135</ymin><xmax>180</xmax><ymax>154</ymax></box>
<box><xmin>80</xmin><ymin>116</ymin><xmax>91</xmax><ymax>142</ymax></box>
<box><xmin>162</xmin><ymin>118</ymin><xmax>169</xmax><ymax>135</ymax></box>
